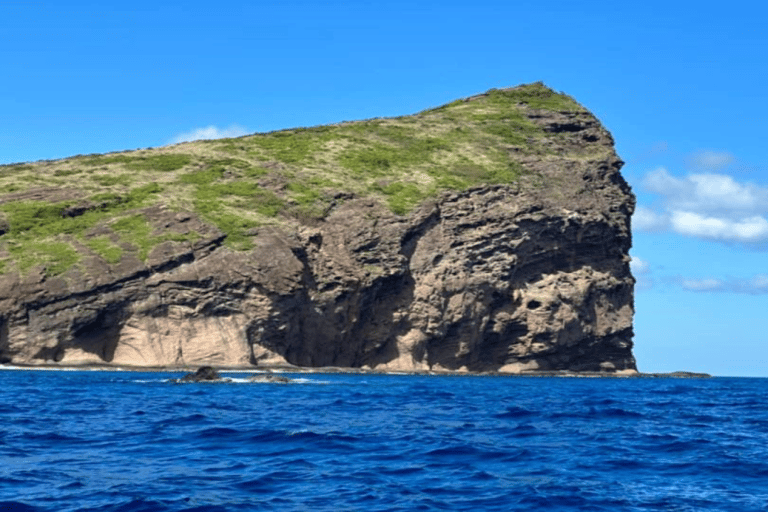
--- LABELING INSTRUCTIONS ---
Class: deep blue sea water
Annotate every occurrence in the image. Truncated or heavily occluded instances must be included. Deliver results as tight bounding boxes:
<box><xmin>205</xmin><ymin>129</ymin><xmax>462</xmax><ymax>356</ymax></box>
<box><xmin>1</xmin><ymin>371</ymin><xmax>767</xmax><ymax>512</ymax></box>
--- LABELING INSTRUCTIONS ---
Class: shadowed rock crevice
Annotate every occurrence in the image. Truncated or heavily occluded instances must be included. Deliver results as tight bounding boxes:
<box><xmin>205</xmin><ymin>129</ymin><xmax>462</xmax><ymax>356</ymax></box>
<box><xmin>31</xmin><ymin>345</ymin><xmax>66</xmax><ymax>363</ymax></box>
<box><xmin>535</xmin><ymin>328</ymin><xmax>637</xmax><ymax>372</ymax></box>
<box><xmin>400</xmin><ymin>206</ymin><xmax>441</xmax><ymax>260</ymax></box>
<box><xmin>0</xmin><ymin>317</ymin><xmax>10</xmax><ymax>363</ymax></box>
<box><xmin>27</xmin><ymin>304</ymin><xmax>127</xmax><ymax>364</ymax></box>
<box><xmin>70</xmin><ymin>306</ymin><xmax>126</xmax><ymax>362</ymax></box>
<box><xmin>350</xmin><ymin>272</ymin><xmax>415</xmax><ymax>367</ymax></box>
<box><xmin>247</xmin><ymin>269</ymin><xmax>415</xmax><ymax>369</ymax></box>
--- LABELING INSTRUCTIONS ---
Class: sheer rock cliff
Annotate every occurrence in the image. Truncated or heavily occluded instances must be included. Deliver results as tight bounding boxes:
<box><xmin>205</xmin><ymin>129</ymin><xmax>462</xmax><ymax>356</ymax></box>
<box><xmin>0</xmin><ymin>84</ymin><xmax>637</xmax><ymax>372</ymax></box>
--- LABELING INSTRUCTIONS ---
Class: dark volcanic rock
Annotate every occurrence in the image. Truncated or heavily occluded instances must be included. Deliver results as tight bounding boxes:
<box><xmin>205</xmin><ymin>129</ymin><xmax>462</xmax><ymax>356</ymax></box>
<box><xmin>177</xmin><ymin>366</ymin><xmax>223</xmax><ymax>382</ymax></box>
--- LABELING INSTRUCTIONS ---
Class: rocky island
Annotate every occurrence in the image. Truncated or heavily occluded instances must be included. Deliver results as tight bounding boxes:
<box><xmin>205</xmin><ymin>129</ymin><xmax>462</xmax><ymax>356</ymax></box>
<box><xmin>0</xmin><ymin>83</ymin><xmax>637</xmax><ymax>374</ymax></box>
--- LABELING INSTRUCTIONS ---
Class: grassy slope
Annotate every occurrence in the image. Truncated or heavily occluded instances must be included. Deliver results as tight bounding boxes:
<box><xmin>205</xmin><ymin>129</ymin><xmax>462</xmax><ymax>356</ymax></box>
<box><xmin>0</xmin><ymin>83</ymin><xmax>589</xmax><ymax>278</ymax></box>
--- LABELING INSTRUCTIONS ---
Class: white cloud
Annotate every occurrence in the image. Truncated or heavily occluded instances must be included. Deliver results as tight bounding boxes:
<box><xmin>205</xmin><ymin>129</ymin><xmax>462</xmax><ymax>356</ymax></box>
<box><xmin>643</xmin><ymin>167</ymin><xmax>766</xmax><ymax>212</ymax></box>
<box><xmin>630</xmin><ymin>256</ymin><xmax>649</xmax><ymax>275</ymax></box>
<box><xmin>670</xmin><ymin>211</ymin><xmax>768</xmax><ymax>243</ymax></box>
<box><xmin>630</xmin><ymin>255</ymin><xmax>654</xmax><ymax>290</ymax></box>
<box><xmin>678</xmin><ymin>274</ymin><xmax>768</xmax><ymax>294</ymax></box>
<box><xmin>687</xmin><ymin>150</ymin><xmax>734</xmax><ymax>171</ymax></box>
<box><xmin>169</xmin><ymin>125</ymin><xmax>250</xmax><ymax>144</ymax></box>
<box><xmin>680</xmin><ymin>278</ymin><xmax>724</xmax><ymax>292</ymax></box>
<box><xmin>643</xmin><ymin>167</ymin><xmax>687</xmax><ymax>197</ymax></box>
<box><xmin>633</xmin><ymin>206</ymin><xmax>668</xmax><ymax>231</ymax></box>
<box><xmin>689</xmin><ymin>173</ymin><xmax>760</xmax><ymax>210</ymax></box>
<box><xmin>636</xmin><ymin>165</ymin><xmax>768</xmax><ymax>245</ymax></box>
<box><xmin>750</xmin><ymin>274</ymin><xmax>768</xmax><ymax>293</ymax></box>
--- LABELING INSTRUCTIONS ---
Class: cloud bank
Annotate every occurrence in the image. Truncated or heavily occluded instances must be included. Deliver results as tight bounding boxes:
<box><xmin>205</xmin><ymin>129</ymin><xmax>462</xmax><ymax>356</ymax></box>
<box><xmin>169</xmin><ymin>125</ymin><xmax>250</xmax><ymax>144</ymax></box>
<box><xmin>628</xmin><ymin>255</ymin><xmax>768</xmax><ymax>295</ymax></box>
<box><xmin>677</xmin><ymin>274</ymin><xmax>768</xmax><ymax>294</ymax></box>
<box><xmin>633</xmin><ymin>161</ymin><xmax>768</xmax><ymax>245</ymax></box>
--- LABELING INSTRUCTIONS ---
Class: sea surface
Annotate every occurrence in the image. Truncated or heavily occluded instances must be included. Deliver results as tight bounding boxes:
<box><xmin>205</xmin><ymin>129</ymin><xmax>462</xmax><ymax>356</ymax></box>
<box><xmin>1</xmin><ymin>370</ymin><xmax>767</xmax><ymax>511</ymax></box>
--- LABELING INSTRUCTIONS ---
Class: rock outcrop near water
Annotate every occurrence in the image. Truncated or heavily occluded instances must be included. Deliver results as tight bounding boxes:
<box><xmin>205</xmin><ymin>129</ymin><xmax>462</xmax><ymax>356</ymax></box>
<box><xmin>0</xmin><ymin>83</ymin><xmax>637</xmax><ymax>373</ymax></box>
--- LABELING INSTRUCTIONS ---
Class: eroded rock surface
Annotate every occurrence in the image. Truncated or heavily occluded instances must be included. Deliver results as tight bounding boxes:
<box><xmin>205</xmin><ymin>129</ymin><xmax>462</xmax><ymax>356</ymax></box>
<box><xmin>0</xmin><ymin>88</ymin><xmax>637</xmax><ymax>373</ymax></box>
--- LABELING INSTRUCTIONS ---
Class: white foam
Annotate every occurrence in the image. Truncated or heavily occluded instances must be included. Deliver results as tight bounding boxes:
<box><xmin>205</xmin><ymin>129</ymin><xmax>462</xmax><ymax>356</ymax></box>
<box><xmin>153</xmin><ymin>376</ymin><xmax>329</xmax><ymax>384</ymax></box>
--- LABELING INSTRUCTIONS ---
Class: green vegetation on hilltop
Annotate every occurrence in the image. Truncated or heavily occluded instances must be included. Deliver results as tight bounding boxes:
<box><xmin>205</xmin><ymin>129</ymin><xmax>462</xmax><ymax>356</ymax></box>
<box><xmin>1</xmin><ymin>183</ymin><xmax>162</xmax><ymax>239</ymax></box>
<box><xmin>6</xmin><ymin>240</ymin><xmax>80</xmax><ymax>277</ymax></box>
<box><xmin>0</xmin><ymin>82</ymin><xmax>594</xmax><ymax>276</ymax></box>
<box><xmin>85</xmin><ymin>236</ymin><xmax>123</xmax><ymax>265</ymax></box>
<box><xmin>0</xmin><ymin>183</ymin><xmax>164</xmax><ymax>276</ymax></box>
<box><xmin>110</xmin><ymin>214</ymin><xmax>198</xmax><ymax>261</ymax></box>
<box><xmin>78</xmin><ymin>153</ymin><xmax>192</xmax><ymax>172</ymax></box>
<box><xmin>486</xmin><ymin>83</ymin><xmax>583</xmax><ymax>112</ymax></box>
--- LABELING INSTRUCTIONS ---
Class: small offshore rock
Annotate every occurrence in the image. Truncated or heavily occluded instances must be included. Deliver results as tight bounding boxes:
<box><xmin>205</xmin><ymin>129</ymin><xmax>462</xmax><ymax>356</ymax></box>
<box><xmin>657</xmin><ymin>371</ymin><xmax>712</xmax><ymax>379</ymax></box>
<box><xmin>177</xmin><ymin>366</ymin><xmax>223</xmax><ymax>382</ymax></box>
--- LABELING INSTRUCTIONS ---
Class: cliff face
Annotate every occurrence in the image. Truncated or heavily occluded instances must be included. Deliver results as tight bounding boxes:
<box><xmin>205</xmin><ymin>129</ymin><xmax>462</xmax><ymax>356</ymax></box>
<box><xmin>0</xmin><ymin>83</ymin><xmax>636</xmax><ymax>372</ymax></box>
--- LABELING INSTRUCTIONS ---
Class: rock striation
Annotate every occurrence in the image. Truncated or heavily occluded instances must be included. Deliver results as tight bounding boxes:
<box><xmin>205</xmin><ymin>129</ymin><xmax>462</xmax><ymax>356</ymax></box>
<box><xmin>0</xmin><ymin>83</ymin><xmax>637</xmax><ymax>373</ymax></box>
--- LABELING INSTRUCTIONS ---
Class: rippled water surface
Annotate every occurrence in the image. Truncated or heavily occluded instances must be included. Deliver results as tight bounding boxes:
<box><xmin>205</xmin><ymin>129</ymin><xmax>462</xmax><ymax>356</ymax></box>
<box><xmin>1</xmin><ymin>370</ymin><xmax>767</xmax><ymax>511</ymax></box>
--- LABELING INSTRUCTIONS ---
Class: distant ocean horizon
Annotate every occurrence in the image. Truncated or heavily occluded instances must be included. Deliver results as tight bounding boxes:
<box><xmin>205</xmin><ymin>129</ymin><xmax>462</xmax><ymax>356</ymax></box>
<box><xmin>2</xmin><ymin>370</ymin><xmax>766</xmax><ymax>511</ymax></box>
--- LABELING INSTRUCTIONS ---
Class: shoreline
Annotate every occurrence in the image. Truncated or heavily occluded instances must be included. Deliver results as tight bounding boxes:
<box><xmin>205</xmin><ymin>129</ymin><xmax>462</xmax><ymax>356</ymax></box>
<box><xmin>0</xmin><ymin>363</ymin><xmax>713</xmax><ymax>378</ymax></box>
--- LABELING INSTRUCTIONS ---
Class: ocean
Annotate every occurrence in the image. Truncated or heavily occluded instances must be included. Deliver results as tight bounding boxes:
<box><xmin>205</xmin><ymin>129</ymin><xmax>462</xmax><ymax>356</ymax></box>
<box><xmin>1</xmin><ymin>370</ymin><xmax>766</xmax><ymax>511</ymax></box>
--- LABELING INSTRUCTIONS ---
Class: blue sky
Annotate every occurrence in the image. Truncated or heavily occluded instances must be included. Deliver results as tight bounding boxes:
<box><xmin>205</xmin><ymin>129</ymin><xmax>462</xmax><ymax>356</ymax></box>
<box><xmin>3</xmin><ymin>0</ymin><xmax>767</xmax><ymax>376</ymax></box>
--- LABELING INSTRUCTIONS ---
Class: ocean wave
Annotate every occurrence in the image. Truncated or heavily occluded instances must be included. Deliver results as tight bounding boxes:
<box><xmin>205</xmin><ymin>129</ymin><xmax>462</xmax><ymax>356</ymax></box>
<box><xmin>2</xmin><ymin>372</ymin><xmax>768</xmax><ymax>511</ymax></box>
